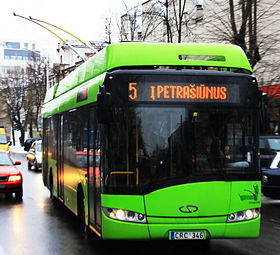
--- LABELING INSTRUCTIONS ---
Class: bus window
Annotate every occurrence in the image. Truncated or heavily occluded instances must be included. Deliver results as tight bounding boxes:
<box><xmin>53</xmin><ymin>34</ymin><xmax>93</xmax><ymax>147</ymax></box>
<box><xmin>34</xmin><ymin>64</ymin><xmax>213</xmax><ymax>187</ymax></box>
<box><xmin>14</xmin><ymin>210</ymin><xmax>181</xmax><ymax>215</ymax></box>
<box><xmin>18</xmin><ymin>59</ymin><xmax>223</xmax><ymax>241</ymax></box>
<box><xmin>103</xmin><ymin>105</ymin><xmax>258</xmax><ymax>195</ymax></box>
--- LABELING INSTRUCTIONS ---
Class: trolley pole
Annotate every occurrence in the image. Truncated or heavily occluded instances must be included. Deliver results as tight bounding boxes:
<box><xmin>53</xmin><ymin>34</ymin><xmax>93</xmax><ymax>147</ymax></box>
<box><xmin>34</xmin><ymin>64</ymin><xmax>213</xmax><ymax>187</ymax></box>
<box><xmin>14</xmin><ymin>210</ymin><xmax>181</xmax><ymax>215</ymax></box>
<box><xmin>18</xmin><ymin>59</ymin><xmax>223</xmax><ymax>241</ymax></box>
<box><xmin>29</xmin><ymin>16</ymin><xmax>98</xmax><ymax>54</ymax></box>
<box><xmin>13</xmin><ymin>13</ymin><xmax>87</xmax><ymax>61</ymax></box>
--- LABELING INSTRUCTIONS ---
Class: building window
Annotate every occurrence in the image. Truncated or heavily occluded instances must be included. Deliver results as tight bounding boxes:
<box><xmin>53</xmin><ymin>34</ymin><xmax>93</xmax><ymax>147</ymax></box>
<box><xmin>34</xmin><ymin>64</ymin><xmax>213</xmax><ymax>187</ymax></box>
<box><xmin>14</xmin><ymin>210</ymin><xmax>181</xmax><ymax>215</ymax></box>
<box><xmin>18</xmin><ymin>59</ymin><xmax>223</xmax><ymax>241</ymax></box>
<box><xmin>5</xmin><ymin>42</ymin><xmax>20</xmax><ymax>49</ymax></box>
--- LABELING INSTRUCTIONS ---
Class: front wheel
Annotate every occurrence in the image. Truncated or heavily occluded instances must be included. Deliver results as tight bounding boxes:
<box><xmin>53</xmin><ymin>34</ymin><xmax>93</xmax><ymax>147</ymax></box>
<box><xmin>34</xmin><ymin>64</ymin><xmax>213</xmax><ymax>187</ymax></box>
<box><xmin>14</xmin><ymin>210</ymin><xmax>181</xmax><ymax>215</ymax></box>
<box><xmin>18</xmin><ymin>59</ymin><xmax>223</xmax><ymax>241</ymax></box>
<box><xmin>34</xmin><ymin>161</ymin><xmax>39</xmax><ymax>171</ymax></box>
<box><xmin>15</xmin><ymin>187</ymin><xmax>23</xmax><ymax>200</ymax></box>
<box><xmin>28</xmin><ymin>162</ymin><xmax>32</xmax><ymax>170</ymax></box>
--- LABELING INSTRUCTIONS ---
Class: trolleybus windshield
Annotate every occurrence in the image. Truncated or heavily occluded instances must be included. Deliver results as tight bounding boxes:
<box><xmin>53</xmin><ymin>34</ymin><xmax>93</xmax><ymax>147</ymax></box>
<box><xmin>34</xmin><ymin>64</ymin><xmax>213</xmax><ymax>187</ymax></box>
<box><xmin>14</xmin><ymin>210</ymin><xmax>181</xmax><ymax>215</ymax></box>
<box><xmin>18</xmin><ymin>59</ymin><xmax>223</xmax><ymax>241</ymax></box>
<box><xmin>102</xmin><ymin>71</ymin><xmax>259</xmax><ymax>195</ymax></box>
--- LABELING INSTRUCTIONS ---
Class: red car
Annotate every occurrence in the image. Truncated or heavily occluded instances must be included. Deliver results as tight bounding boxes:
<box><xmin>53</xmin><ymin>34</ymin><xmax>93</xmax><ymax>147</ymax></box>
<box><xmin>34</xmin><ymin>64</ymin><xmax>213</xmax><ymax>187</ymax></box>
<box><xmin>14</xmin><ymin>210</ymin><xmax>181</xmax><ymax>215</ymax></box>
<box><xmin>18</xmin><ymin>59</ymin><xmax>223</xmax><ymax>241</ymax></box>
<box><xmin>0</xmin><ymin>151</ymin><xmax>23</xmax><ymax>199</ymax></box>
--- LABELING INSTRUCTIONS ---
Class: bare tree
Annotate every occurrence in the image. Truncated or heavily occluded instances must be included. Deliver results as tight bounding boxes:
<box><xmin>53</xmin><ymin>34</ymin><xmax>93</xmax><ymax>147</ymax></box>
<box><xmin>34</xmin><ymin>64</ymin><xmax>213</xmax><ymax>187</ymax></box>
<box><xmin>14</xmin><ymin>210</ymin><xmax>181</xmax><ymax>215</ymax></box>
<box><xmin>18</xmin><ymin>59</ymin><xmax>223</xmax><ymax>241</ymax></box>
<box><xmin>0</xmin><ymin>69</ymin><xmax>28</xmax><ymax>145</ymax></box>
<box><xmin>104</xmin><ymin>17</ymin><xmax>112</xmax><ymax>44</ymax></box>
<box><xmin>25</xmin><ymin>54</ymin><xmax>47</xmax><ymax>138</ymax></box>
<box><xmin>119</xmin><ymin>0</ymin><xmax>142</xmax><ymax>41</ymax></box>
<box><xmin>0</xmin><ymin>54</ymin><xmax>47</xmax><ymax>144</ymax></box>
<box><xmin>144</xmin><ymin>0</ymin><xmax>203</xmax><ymax>43</ymax></box>
<box><xmin>199</xmin><ymin>0</ymin><xmax>280</xmax><ymax>134</ymax></box>
<box><xmin>119</xmin><ymin>0</ymin><xmax>203</xmax><ymax>43</ymax></box>
<box><xmin>141</xmin><ymin>0</ymin><xmax>166</xmax><ymax>41</ymax></box>
<box><xmin>201</xmin><ymin>0</ymin><xmax>280</xmax><ymax>68</ymax></box>
<box><xmin>170</xmin><ymin>0</ymin><xmax>191</xmax><ymax>42</ymax></box>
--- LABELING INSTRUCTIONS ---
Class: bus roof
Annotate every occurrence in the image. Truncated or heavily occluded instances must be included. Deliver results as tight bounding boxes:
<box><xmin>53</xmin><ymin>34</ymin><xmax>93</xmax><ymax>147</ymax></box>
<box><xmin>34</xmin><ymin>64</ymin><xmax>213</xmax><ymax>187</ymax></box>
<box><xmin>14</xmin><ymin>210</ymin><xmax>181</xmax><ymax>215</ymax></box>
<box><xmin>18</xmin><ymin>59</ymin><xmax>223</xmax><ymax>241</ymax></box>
<box><xmin>52</xmin><ymin>43</ymin><xmax>252</xmax><ymax>99</ymax></box>
<box><xmin>42</xmin><ymin>43</ymin><xmax>252</xmax><ymax>117</ymax></box>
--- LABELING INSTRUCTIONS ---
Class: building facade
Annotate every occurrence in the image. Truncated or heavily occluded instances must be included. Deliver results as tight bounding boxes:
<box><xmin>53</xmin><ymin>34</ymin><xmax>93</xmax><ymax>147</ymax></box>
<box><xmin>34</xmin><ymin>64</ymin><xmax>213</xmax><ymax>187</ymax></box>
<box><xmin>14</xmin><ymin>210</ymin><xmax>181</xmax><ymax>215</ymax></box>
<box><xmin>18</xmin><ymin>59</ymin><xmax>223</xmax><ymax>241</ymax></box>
<box><xmin>49</xmin><ymin>40</ymin><xmax>107</xmax><ymax>88</ymax></box>
<box><xmin>121</xmin><ymin>0</ymin><xmax>280</xmax><ymax>134</ymax></box>
<box><xmin>0</xmin><ymin>41</ymin><xmax>40</xmax><ymax>77</ymax></box>
<box><xmin>0</xmin><ymin>41</ymin><xmax>41</xmax><ymax>136</ymax></box>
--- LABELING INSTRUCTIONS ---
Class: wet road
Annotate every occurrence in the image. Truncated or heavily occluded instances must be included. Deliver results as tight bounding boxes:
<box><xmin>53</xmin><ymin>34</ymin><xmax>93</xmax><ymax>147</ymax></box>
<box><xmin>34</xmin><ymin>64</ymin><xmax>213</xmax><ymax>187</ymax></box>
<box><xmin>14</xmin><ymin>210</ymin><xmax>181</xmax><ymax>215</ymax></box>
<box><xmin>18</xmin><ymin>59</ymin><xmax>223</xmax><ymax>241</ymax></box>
<box><xmin>0</xmin><ymin>151</ymin><xmax>280</xmax><ymax>255</ymax></box>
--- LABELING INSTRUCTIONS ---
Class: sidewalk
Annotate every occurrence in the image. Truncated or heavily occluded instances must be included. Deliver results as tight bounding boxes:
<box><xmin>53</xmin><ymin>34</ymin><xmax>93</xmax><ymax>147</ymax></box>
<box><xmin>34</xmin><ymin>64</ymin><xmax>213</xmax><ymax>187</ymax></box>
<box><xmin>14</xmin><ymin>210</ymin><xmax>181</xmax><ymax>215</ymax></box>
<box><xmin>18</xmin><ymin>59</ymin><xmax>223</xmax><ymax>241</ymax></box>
<box><xmin>9</xmin><ymin>143</ymin><xmax>27</xmax><ymax>154</ymax></box>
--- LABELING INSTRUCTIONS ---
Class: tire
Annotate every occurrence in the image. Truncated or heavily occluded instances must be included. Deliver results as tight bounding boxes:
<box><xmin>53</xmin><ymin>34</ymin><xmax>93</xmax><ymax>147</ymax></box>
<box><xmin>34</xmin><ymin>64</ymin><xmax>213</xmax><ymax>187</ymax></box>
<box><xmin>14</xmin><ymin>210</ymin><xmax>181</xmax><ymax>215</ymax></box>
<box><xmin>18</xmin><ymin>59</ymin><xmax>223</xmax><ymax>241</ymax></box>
<box><xmin>49</xmin><ymin>173</ymin><xmax>54</xmax><ymax>199</ymax></box>
<box><xmin>34</xmin><ymin>161</ymin><xmax>39</xmax><ymax>171</ymax></box>
<box><xmin>15</xmin><ymin>187</ymin><xmax>23</xmax><ymax>200</ymax></box>
<box><xmin>5</xmin><ymin>193</ymin><xmax>12</xmax><ymax>199</ymax></box>
<box><xmin>77</xmin><ymin>189</ymin><xmax>86</xmax><ymax>232</ymax></box>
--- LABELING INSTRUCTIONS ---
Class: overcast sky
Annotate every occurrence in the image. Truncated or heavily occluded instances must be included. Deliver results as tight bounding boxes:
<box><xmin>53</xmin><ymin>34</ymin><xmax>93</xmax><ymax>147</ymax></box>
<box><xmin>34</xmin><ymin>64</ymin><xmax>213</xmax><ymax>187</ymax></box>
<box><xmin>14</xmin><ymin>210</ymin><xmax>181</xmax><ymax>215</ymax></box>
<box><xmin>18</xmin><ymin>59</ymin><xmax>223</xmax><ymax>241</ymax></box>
<box><xmin>0</xmin><ymin>0</ymin><xmax>141</xmax><ymax>59</ymax></box>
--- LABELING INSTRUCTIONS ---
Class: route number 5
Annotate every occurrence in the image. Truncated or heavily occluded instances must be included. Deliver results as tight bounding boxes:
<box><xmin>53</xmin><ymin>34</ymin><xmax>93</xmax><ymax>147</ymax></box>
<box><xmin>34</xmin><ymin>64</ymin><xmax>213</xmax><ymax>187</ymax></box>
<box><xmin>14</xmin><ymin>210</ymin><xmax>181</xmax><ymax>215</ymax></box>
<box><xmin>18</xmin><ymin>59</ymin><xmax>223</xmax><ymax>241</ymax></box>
<box><xmin>129</xmin><ymin>82</ymin><xmax>138</xmax><ymax>100</ymax></box>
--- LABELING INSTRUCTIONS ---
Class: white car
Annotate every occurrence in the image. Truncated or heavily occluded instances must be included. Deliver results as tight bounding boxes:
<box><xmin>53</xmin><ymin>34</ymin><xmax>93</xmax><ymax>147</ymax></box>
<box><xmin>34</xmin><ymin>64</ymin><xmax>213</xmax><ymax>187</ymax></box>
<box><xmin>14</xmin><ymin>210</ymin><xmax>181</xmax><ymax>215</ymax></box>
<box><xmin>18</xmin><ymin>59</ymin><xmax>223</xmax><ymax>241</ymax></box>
<box><xmin>26</xmin><ymin>140</ymin><xmax>42</xmax><ymax>171</ymax></box>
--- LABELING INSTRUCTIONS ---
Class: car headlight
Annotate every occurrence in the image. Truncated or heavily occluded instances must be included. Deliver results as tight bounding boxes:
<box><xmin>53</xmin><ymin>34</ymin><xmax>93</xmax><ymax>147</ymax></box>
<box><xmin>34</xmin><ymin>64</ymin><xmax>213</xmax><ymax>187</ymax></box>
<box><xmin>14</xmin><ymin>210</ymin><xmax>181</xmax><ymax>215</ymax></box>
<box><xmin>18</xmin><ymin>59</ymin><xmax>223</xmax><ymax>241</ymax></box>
<box><xmin>8</xmin><ymin>175</ymin><xmax>22</xmax><ymax>182</ymax></box>
<box><xmin>262</xmin><ymin>175</ymin><xmax>268</xmax><ymax>183</ymax></box>
<box><xmin>103</xmin><ymin>207</ymin><xmax>147</xmax><ymax>223</ymax></box>
<box><xmin>227</xmin><ymin>208</ymin><xmax>260</xmax><ymax>223</ymax></box>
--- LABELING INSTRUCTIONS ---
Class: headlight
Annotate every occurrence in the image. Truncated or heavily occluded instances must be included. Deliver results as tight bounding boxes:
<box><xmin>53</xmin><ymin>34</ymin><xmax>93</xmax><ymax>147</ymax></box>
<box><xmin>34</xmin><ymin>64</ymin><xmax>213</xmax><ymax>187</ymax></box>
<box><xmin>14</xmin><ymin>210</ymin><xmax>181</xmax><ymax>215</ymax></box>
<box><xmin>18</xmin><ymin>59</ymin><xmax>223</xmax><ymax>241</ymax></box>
<box><xmin>103</xmin><ymin>208</ymin><xmax>147</xmax><ymax>223</ymax></box>
<box><xmin>262</xmin><ymin>175</ymin><xmax>268</xmax><ymax>183</ymax></box>
<box><xmin>227</xmin><ymin>208</ymin><xmax>260</xmax><ymax>223</ymax></box>
<box><xmin>8</xmin><ymin>175</ymin><xmax>22</xmax><ymax>182</ymax></box>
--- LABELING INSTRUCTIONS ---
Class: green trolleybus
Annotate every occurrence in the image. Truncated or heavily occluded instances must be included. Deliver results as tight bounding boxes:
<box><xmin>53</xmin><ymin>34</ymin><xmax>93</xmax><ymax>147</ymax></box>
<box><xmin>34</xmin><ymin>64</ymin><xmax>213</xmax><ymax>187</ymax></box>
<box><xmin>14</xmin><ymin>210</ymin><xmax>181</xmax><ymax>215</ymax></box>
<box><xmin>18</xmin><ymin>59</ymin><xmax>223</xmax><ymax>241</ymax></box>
<box><xmin>42</xmin><ymin>43</ymin><xmax>261</xmax><ymax>240</ymax></box>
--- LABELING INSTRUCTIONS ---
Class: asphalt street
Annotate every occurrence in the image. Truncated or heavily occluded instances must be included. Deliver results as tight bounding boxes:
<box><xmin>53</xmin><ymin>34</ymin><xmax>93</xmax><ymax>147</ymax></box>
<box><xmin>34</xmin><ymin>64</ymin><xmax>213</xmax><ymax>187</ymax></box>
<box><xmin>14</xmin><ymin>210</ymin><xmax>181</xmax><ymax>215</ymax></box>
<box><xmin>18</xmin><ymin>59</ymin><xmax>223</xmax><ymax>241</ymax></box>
<box><xmin>0</xmin><ymin>148</ymin><xmax>279</xmax><ymax>255</ymax></box>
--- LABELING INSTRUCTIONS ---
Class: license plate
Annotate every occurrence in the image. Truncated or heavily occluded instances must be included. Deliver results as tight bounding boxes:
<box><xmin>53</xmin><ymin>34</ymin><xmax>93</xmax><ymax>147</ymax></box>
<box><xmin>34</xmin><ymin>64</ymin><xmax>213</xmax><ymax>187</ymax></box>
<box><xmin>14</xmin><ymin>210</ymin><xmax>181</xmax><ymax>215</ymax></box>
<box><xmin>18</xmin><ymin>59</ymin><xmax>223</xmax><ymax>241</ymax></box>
<box><xmin>0</xmin><ymin>184</ymin><xmax>5</xmax><ymax>188</ymax></box>
<box><xmin>170</xmin><ymin>231</ymin><xmax>205</xmax><ymax>240</ymax></box>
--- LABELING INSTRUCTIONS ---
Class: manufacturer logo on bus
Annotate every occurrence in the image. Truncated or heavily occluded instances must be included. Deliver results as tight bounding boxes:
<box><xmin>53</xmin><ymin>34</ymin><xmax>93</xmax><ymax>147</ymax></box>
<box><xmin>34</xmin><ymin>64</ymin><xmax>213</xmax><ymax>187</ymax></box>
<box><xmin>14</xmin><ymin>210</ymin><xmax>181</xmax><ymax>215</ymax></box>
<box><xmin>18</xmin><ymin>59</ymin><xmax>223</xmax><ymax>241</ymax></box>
<box><xmin>179</xmin><ymin>205</ymin><xmax>199</xmax><ymax>213</ymax></box>
<box><xmin>239</xmin><ymin>184</ymin><xmax>259</xmax><ymax>204</ymax></box>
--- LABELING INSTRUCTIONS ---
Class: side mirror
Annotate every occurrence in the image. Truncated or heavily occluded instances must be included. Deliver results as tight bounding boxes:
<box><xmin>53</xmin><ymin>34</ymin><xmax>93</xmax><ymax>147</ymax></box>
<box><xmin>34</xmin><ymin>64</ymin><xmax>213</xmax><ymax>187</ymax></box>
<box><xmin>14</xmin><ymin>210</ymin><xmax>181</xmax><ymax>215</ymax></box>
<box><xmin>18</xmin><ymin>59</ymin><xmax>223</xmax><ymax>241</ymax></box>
<box><xmin>259</xmin><ymin>93</ymin><xmax>269</xmax><ymax>132</ymax></box>
<box><xmin>97</xmin><ymin>86</ymin><xmax>112</xmax><ymax>124</ymax></box>
<box><xmin>14</xmin><ymin>161</ymin><xmax>21</xmax><ymax>165</ymax></box>
<box><xmin>8</xmin><ymin>141</ymin><xmax>12</xmax><ymax>146</ymax></box>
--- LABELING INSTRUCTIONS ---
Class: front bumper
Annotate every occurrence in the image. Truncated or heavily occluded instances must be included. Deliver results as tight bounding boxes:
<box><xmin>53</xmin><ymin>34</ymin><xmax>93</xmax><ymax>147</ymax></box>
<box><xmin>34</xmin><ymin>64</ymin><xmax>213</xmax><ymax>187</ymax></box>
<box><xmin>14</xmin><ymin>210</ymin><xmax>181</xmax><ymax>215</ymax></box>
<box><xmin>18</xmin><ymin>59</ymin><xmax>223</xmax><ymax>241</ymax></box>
<box><xmin>0</xmin><ymin>183</ymin><xmax>22</xmax><ymax>193</ymax></box>
<box><xmin>101</xmin><ymin>212</ymin><xmax>260</xmax><ymax>239</ymax></box>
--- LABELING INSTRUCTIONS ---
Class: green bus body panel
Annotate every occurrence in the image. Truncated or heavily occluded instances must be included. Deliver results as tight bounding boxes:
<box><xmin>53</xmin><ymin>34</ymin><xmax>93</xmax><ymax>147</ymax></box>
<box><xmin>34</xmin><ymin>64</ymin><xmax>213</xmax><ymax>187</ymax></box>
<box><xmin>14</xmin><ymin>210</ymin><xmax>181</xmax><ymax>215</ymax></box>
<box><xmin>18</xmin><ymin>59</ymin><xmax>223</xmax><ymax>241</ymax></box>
<box><xmin>101</xmin><ymin>181</ymin><xmax>261</xmax><ymax>239</ymax></box>
<box><xmin>229</xmin><ymin>182</ymin><xmax>261</xmax><ymax>212</ymax></box>
<box><xmin>224</xmin><ymin>218</ymin><xmax>261</xmax><ymax>238</ymax></box>
<box><xmin>144</xmin><ymin>181</ymin><xmax>261</xmax><ymax>218</ymax></box>
<box><xmin>144</xmin><ymin>182</ymin><xmax>231</xmax><ymax>217</ymax></box>
<box><xmin>55</xmin><ymin>49</ymin><xmax>107</xmax><ymax>97</ymax></box>
<box><xmin>101</xmin><ymin>194</ymin><xmax>149</xmax><ymax>239</ymax></box>
<box><xmin>105</xmin><ymin>43</ymin><xmax>252</xmax><ymax>72</ymax></box>
<box><xmin>42</xmin><ymin>43</ymin><xmax>252</xmax><ymax>118</ymax></box>
<box><xmin>102</xmin><ymin>194</ymin><xmax>146</xmax><ymax>214</ymax></box>
<box><xmin>44</xmin><ymin>84</ymin><xmax>58</xmax><ymax>104</ymax></box>
<box><xmin>102</xmin><ymin>211</ymin><xmax>150</xmax><ymax>240</ymax></box>
<box><xmin>41</xmin><ymin>73</ymin><xmax>105</xmax><ymax>117</ymax></box>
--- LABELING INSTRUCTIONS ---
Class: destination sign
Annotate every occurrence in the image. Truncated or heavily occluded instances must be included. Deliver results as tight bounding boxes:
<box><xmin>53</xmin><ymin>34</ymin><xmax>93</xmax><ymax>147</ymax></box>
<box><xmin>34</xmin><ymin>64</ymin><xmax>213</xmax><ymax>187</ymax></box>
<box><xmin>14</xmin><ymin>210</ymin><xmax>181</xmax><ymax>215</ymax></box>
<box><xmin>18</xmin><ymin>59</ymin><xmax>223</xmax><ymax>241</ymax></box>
<box><xmin>128</xmin><ymin>82</ymin><xmax>239</xmax><ymax>103</ymax></box>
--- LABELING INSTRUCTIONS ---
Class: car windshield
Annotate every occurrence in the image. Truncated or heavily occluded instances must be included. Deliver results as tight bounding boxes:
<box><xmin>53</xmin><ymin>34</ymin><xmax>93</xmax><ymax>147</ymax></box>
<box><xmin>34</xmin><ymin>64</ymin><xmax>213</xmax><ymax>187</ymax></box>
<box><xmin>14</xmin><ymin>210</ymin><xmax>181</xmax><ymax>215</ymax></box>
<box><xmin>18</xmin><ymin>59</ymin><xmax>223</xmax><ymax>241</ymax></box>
<box><xmin>36</xmin><ymin>142</ymin><xmax>42</xmax><ymax>152</ymax></box>
<box><xmin>0</xmin><ymin>152</ymin><xmax>13</xmax><ymax>165</ymax></box>
<box><xmin>268</xmin><ymin>138</ymin><xmax>280</xmax><ymax>151</ymax></box>
<box><xmin>102</xmin><ymin>105</ymin><xmax>258</xmax><ymax>194</ymax></box>
<box><xmin>0</xmin><ymin>134</ymin><xmax>7</xmax><ymax>144</ymax></box>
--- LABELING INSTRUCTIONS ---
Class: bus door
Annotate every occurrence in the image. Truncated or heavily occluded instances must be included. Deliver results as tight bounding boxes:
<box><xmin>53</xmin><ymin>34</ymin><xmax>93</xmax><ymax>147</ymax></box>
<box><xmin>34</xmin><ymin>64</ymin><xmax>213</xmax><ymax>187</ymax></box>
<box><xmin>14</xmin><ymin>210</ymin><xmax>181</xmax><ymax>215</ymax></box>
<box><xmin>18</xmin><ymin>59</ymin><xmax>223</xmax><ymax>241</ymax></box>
<box><xmin>88</xmin><ymin>110</ymin><xmax>101</xmax><ymax>234</ymax></box>
<box><xmin>42</xmin><ymin>119</ymin><xmax>49</xmax><ymax>187</ymax></box>
<box><xmin>57</xmin><ymin>115</ymin><xmax>64</xmax><ymax>201</ymax></box>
